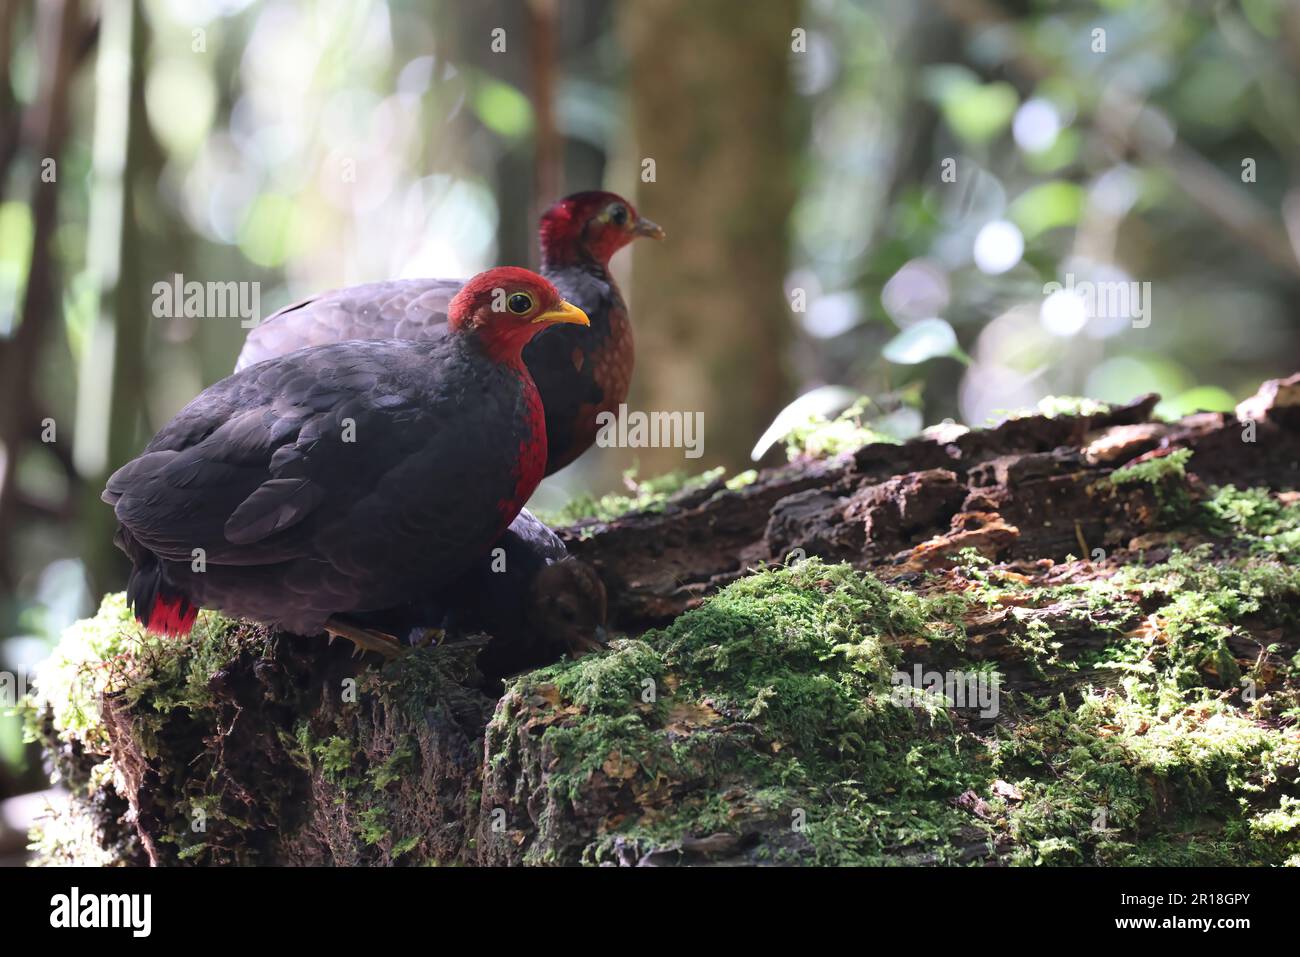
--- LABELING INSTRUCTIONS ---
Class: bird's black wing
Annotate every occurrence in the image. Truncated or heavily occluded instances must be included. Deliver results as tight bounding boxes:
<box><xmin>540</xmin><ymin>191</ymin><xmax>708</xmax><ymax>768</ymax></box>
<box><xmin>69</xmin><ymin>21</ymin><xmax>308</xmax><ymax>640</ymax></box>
<box><xmin>235</xmin><ymin>278</ymin><xmax>465</xmax><ymax>371</ymax></box>
<box><xmin>104</xmin><ymin>339</ymin><xmax>526</xmax><ymax>582</ymax></box>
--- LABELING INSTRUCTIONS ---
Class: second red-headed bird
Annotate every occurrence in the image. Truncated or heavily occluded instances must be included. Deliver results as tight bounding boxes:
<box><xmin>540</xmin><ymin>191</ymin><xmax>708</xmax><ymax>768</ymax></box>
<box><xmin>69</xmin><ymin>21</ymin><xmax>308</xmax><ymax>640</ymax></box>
<box><xmin>103</xmin><ymin>268</ymin><xmax>587</xmax><ymax>646</ymax></box>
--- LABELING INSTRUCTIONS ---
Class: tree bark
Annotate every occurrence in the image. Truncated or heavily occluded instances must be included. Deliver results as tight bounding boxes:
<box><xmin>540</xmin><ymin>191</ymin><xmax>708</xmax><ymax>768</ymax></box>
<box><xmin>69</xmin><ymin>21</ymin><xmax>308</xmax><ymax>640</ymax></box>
<box><xmin>619</xmin><ymin>0</ymin><xmax>801</xmax><ymax>473</ymax></box>
<box><xmin>27</xmin><ymin>372</ymin><xmax>1300</xmax><ymax>866</ymax></box>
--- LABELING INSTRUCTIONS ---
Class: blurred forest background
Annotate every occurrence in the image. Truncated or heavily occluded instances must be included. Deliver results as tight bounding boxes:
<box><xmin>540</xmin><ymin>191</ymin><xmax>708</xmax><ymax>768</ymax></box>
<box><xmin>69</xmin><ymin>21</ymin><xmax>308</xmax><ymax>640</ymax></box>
<box><xmin>4</xmin><ymin>0</ymin><xmax>1300</xmax><ymax>835</ymax></box>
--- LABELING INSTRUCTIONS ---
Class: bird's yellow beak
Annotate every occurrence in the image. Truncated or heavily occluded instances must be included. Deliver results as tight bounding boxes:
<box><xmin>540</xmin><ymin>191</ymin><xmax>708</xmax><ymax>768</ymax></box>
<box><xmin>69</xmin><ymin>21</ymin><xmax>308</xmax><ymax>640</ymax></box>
<box><xmin>533</xmin><ymin>299</ymin><xmax>589</xmax><ymax>326</ymax></box>
<box><xmin>633</xmin><ymin>216</ymin><xmax>666</xmax><ymax>241</ymax></box>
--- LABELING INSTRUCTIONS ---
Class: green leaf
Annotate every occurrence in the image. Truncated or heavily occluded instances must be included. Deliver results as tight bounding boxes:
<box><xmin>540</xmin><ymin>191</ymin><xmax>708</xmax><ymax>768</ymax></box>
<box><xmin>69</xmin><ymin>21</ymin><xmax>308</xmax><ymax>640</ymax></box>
<box><xmin>1009</xmin><ymin>181</ymin><xmax>1084</xmax><ymax>240</ymax></box>
<box><xmin>882</xmin><ymin>318</ymin><xmax>963</xmax><ymax>365</ymax></box>
<box><xmin>238</xmin><ymin>193</ymin><xmax>300</xmax><ymax>269</ymax></box>
<box><xmin>473</xmin><ymin>79</ymin><xmax>533</xmax><ymax>139</ymax></box>
<box><xmin>942</xmin><ymin>81</ymin><xmax>1018</xmax><ymax>145</ymax></box>
<box><xmin>1156</xmin><ymin>386</ymin><xmax>1237</xmax><ymax>419</ymax></box>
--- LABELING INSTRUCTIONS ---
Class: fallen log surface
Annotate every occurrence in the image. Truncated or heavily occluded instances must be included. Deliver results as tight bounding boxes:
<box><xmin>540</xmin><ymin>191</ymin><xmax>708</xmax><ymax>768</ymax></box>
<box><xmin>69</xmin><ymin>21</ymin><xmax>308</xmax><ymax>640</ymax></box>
<box><xmin>24</xmin><ymin>374</ymin><xmax>1300</xmax><ymax>865</ymax></box>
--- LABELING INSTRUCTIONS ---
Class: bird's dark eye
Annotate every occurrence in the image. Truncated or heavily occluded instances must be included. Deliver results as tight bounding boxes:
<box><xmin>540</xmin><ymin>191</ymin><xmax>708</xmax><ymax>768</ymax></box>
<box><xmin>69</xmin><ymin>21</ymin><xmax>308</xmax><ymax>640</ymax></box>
<box><xmin>507</xmin><ymin>292</ymin><xmax>534</xmax><ymax>315</ymax></box>
<box><xmin>609</xmin><ymin>205</ymin><xmax>628</xmax><ymax>226</ymax></box>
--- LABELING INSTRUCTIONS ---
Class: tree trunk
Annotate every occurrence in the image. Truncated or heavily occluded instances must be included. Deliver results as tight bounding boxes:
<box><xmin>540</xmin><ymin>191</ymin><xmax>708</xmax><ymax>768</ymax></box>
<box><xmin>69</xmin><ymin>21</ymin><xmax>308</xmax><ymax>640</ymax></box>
<box><xmin>25</xmin><ymin>373</ymin><xmax>1300</xmax><ymax>866</ymax></box>
<box><xmin>619</xmin><ymin>0</ymin><xmax>800</xmax><ymax>474</ymax></box>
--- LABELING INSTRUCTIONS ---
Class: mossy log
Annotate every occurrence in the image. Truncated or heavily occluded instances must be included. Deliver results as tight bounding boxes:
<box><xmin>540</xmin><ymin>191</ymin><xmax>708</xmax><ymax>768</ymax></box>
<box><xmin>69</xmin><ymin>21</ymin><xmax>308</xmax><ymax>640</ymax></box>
<box><xmin>25</xmin><ymin>374</ymin><xmax>1300</xmax><ymax>865</ymax></box>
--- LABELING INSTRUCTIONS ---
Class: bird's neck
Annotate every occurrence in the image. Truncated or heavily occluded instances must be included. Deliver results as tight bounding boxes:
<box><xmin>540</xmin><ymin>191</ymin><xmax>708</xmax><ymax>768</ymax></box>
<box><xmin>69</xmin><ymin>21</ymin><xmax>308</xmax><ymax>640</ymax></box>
<box><xmin>496</xmin><ymin>371</ymin><xmax>547</xmax><ymax>531</ymax></box>
<box><xmin>458</xmin><ymin>316</ymin><xmax>553</xmax><ymax>367</ymax></box>
<box><xmin>540</xmin><ymin>242</ymin><xmax>610</xmax><ymax>272</ymax></box>
<box><xmin>476</xmin><ymin>337</ymin><xmax>533</xmax><ymax>369</ymax></box>
<box><xmin>538</xmin><ymin>211</ymin><xmax>635</xmax><ymax>271</ymax></box>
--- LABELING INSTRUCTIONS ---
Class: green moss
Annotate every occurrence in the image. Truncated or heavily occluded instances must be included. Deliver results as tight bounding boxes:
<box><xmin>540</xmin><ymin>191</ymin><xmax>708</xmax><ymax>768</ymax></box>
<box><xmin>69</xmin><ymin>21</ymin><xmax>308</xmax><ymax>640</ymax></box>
<box><xmin>1248</xmin><ymin>795</ymin><xmax>1300</xmax><ymax>860</ymax></box>
<box><xmin>24</xmin><ymin>591</ymin><xmax>492</xmax><ymax>865</ymax></box>
<box><xmin>498</xmin><ymin>561</ymin><xmax>989</xmax><ymax>865</ymax></box>
<box><xmin>538</xmin><ymin>466</ymin><xmax>728</xmax><ymax>525</ymax></box>
<box><xmin>1032</xmin><ymin>395</ymin><xmax>1112</xmax><ymax>418</ymax></box>
<box><xmin>1100</xmin><ymin>548</ymin><xmax>1300</xmax><ymax>702</ymax></box>
<box><xmin>551</xmin><ymin>639</ymin><xmax>665</xmax><ymax>714</ymax></box>
<box><xmin>18</xmin><ymin>596</ymin><xmax>288</xmax><ymax>862</ymax></box>
<box><xmin>1012</xmin><ymin>617</ymin><xmax>1066</xmax><ymax>676</ymax></box>
<box><xmin>1107</xmin><ymin>448</ymin><xmax>1196</xmax><ymax>522</ymax></box>
<box><xmin>357</xmin><ymin>806</ymin><xmax>390</xmax><ymax>845</ymax></box>
<box><xmin>21</xmin><ymin>594</ymin><xmax>258</xmax><ymax>793</ymax></box>
<box><xmin>22</xmin><ymin>593</ymin><xmax>141</xmax><ymax>750</ymax></box>
<box><xmin>658</xmin><ymin>564</ymin><xmax>966</xmax><ymax>755</ymax></box>
<box><xmin>993</xmin><ymin>396</ymin><xmax>1113</xmax><ymax>424</ymax></box>
<box><xmin>985</xmin><ymin>487</ymin><xmax>1300</xmax><ymax>864</ymax></box>
<box><xmin>725</xmin><ymin>469</ymin><xmax>758</xmax><ymax>490</ymax></box>
<box><xmin>25</xmin><ymin>798</ymin><xmax>126</xmax><ymax>866</ymax></box>
<box><xmin>495</xmin><ymin>544</ymin><xmax>1300</xmax><ymax>866</ymax></box>
<box><xmin>784</xmin><ymin>398</ymin><xmax>901</xmax><ymax>461</ymax></box>
<box><xmin>279</xmin><ymin>647</ymin><xmax>485</xmax><ymax>861</ymax></box>
<box><xmin>1110</xmin><ymin>447</ymin><xmax>1192</xmax><ymax>486</ymax></box>
<box><xmin>993</xmin><ymin>690</ymin><xmax>1300</xmax><ymax>866</ymax></box>
<box><xmin>369</xmin><ymin>741</ymin><xmax>415</xmax><ymax>790</ymax></box>
<box><xmin>315</xmin><ymin>736</ymin><xmax>358</xmax><ymax>778</ymax></box>
<box><xmin>390</xmin><ymin>834</ymin><xmax>422</xmax><ymax>859</ymax></box>
<box><xmin>1202</xmin><ymin>485</ymin><xmax>1300</xmax><ymax>558</ymax></box>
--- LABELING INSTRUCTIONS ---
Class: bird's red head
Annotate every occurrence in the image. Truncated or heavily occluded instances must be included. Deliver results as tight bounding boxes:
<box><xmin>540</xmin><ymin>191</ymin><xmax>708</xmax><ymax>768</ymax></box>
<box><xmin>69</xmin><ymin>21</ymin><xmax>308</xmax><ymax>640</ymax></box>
<box><xmin>449</xmin><ymin>266</ymin><xmax>589</xmax><ymax>362</ymax></box>
<box><xmin>538</xmin><ymin>191</ymin><xmax>666</xmax><ymax>269</ymax></box>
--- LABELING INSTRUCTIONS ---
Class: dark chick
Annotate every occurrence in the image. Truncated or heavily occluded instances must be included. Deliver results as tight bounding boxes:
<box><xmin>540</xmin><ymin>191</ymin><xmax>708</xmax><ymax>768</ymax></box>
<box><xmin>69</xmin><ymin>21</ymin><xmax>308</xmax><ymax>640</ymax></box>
<box><xmin>102</xmin><ymin>268</ymin><xmax>588</xmax><ymax>655</ymax></box>
<box><xmin>235</xmin><ymin>191</ymin><xmax>663</xmax><ymax>475</ymax></box>
<box><xmin>474</xmin><ymin>556</ymin><xmax>608</xmax><ymax>689</ymax></box>
<box><xmin>363</xmin><ymin>509</ymin><xmax>608</xmax><ymax>678</ymax></box>
<box><xmin>525</xmin><ymin>559</ymin><xmax>609</xmax><ymax>658</ymax></box>
<box><xmin>454</xmin><ymin>509</ymin><xmax>608</xmax><ymax>678</ymax></box>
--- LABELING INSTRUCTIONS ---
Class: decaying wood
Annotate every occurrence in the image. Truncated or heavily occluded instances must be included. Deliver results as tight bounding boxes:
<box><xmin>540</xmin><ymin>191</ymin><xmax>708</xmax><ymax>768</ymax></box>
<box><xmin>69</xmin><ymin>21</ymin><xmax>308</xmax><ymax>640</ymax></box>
<box><xmin>567</xmin><ymin>380</ymin><xmax>1298</xmax><ymax>630</ymax></box>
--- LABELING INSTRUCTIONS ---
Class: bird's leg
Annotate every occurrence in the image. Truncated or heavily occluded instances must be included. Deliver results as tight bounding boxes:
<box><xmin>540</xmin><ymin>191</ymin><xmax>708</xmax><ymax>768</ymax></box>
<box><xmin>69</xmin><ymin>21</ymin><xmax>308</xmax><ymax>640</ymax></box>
<box><xmin>323</xmin><ymin>618</ymin><xmax>405</xmax><ymax>659</ymax></box>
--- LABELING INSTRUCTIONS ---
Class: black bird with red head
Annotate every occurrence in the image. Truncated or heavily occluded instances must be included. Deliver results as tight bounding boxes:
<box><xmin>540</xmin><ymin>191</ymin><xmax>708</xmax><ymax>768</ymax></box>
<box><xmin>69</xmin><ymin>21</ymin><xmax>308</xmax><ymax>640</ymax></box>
<box><xmin>103</xmin><ymin>267</ymin><xmax>587</xmax><ymax>648</ymax></box>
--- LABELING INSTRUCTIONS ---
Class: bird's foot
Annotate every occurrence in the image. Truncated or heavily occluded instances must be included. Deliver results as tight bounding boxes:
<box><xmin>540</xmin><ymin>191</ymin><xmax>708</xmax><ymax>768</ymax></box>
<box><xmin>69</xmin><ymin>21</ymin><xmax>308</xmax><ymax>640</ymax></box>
<box><xmin>324</xmin><ymin>619</ymin><xmax>405</xmax><ymax>660</ymax></box>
